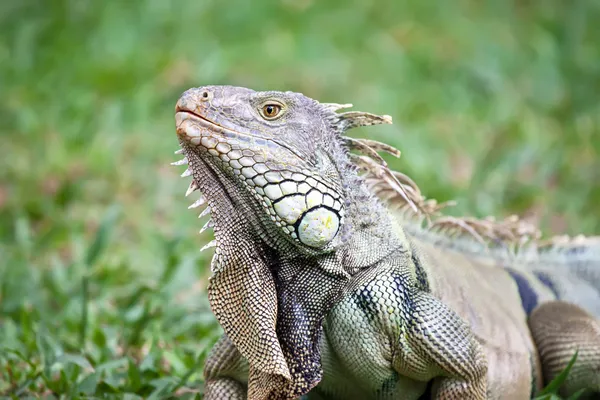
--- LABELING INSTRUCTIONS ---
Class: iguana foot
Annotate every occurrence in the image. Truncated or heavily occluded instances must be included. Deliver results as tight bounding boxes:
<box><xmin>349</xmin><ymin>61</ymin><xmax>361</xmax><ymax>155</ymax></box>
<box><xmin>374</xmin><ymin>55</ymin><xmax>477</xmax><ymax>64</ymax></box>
<box><xmin>205</xmin><ymin>377</ymin><xmax>247</xmax><ymax>399</ymax></box>
<box><xmin>529</xmin><ymin>301</ymin><xmax>600</xmax><ymax>397</ymax></box>
<box><xmin>204</xmin><ymin>335</ymin><xmax>248</xmax><ymax>399</ymax></box>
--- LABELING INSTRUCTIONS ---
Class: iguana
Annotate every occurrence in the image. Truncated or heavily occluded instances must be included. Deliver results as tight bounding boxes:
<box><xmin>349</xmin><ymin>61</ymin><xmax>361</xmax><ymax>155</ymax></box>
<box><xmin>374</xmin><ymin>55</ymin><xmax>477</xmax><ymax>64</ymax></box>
<box><xmin>172</xmin><ymin>85</ymin><xmax>600</xmax><ymax>400</ymax></box>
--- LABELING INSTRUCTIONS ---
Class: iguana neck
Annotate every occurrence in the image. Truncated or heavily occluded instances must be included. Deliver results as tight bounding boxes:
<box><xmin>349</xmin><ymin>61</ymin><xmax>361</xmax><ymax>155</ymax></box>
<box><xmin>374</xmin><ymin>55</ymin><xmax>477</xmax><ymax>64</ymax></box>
<box><xmin>335</xmin><ymin>154</ymin><xmax>407</xmax><ymax>272</ymax></box>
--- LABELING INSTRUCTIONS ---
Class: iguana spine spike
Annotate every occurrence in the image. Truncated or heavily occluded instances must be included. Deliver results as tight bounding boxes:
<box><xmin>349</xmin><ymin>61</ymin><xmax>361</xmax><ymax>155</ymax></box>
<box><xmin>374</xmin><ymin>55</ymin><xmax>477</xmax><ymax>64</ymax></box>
<box><xmin>188</xmin><ymin>197</ymin><xmax>206</xmax><ymax>209</ymax></box>
<box><xmin>185</xmin><ymin>180</ymin><xmax>199</xmax><ymax>197</ymax></box>
<box><xmin>322</xmin><ymin>102</ymin><xmax>353</xmax><ymax>111</ymax></box>
<box><xmin>198</xmin><ymin>206</ymin><xmax>211</xmax><ymax>218</ymax></box>
<box><xmin>355</xmin><ymin>138</ymin><xmax>401</xmax><ymax>158</ymax></box>
<box><xmin>344</xmin><ymin>136</ymin><xmax>387</xmax><ymax>166</ymax></box>
<box><xmin>200</xmin><ymin>240</ymin><xmax>216</xmax><ymax>252</ymax></box>
<box><xmin>337</xmin><ymin>111</ymin><xmax>393</xmax><ymax>130</ymax></box>
<box><xmin>200</xmin><ymin>219</ymin><xmax>214</xmax><ymax>234</ymax></box>
<box><xmin>171</xmin><ymin>157</ymin><xmax>188</xmax><ymax>166</ymax></box>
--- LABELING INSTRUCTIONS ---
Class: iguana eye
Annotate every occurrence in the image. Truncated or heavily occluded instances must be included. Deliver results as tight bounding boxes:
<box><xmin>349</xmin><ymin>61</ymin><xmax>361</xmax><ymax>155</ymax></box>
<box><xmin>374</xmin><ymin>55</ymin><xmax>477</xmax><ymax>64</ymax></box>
<box><xmin>260</xmin><ymin>103</ymin><xmax>283</xmax><ymax>120</ymax></box>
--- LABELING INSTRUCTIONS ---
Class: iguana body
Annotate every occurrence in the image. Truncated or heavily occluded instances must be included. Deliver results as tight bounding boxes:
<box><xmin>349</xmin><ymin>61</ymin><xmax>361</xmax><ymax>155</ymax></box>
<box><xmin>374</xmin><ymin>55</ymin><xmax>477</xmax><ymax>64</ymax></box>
<box><xmin>172</xmin><ymin>86</ymin><xmax>600</xmax><ymax>399</ymax></box>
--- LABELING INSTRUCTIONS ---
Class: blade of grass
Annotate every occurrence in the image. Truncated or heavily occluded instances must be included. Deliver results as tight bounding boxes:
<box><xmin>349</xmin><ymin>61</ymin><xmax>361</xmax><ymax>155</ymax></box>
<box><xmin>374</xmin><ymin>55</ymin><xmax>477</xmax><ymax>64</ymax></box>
<box><xmin>80</xmin><ymin>206</ymin><xmax>120</xmax><ymax>349</ymax></box>
<box><xmin>534</xmin><ymin>350</ymin><xmax>579</xmax><ymax>398</ymax></box>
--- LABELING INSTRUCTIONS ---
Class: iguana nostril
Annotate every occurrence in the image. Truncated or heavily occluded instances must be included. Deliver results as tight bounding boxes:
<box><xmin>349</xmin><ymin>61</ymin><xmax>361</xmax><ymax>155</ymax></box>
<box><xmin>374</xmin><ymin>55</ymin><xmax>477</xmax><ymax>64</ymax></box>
<box><xmin>200</xmin><ymin>90</ymin><xmax>212</xmax><ymax>101</ymax></box>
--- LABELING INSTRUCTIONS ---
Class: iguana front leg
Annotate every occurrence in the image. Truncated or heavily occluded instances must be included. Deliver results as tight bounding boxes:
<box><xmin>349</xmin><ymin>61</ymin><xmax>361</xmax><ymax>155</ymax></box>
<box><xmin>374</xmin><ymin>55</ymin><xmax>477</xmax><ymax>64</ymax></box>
<box><xmin>397</xmin><ymin>291</ymin><xmax>488</xmax><ymax>399</ymax></box>
<box><xmin>204</xmin><ymin>335</ymin><xmax>248</xmax><ymax>399</ymax></box>
<box><xmin>204</xmin><ymin>336</ymin><xmax>293</xmax><ymax>400</ymax></box>
<box><xmin>325</xmin><ymin>266</ymin><xmax>487</xmax><ymax>399</ymax></box>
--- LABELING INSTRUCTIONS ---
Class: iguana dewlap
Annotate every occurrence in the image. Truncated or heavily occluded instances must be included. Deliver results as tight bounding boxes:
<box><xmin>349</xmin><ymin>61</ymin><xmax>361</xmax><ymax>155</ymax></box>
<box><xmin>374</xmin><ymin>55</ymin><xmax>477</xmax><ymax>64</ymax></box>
<box><xmin>172</xmin><ymin>85</ymin><xmax>600</xmax><ymax>400</ymax></box>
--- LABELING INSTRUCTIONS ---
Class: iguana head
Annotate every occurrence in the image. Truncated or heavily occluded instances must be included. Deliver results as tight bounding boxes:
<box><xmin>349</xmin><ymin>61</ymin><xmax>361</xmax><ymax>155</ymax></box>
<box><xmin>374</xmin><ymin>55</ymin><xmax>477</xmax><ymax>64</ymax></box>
<box><xmin>174</xmin><ymin>85</ymin><xmax>400</xmax><ymax>397</ymax></box>
<box><xmin>176</xmin><ymin>86</ymin><xmax>347</xmax><ymax>253</ymax></box>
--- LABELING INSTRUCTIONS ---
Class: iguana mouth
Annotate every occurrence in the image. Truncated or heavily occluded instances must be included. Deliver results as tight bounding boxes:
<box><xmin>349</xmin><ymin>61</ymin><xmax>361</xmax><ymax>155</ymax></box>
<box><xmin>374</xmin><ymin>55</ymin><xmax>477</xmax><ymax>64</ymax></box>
<box><xmin>175</xmin><ymin>107</ymin><xmax>243</xmax><ymax>140</ymax></box>
<box><xmin>175</xmin><ymin>109</ymin><xmax>243</xmax><ymax>142</ymax></box>
<box><xmin>175</xmin><ymin>107</ymin><xmax>222</xmax><ymax>127</ymax></box>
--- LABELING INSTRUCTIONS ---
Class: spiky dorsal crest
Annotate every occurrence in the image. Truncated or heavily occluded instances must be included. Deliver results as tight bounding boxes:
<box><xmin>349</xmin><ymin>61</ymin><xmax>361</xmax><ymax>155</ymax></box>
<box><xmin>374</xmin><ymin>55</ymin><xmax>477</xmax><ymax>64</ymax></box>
<box><xmin>322</xmin><ymin>104</ymin><xmax>418</xmax><ymax>213</ymax></box>
<box><xmin>326</xmin><ymin>105</ymin><xmax>599</xmax><ymax>252</ymax></box>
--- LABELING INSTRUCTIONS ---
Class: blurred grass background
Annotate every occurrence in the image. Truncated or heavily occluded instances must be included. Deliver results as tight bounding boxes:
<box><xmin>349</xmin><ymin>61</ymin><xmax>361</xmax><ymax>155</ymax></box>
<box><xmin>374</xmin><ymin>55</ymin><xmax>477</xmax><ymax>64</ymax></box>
<box><xmin>0</xmin><ymin>0</ymin><xmax>599</xmax><ymax>397</ymax></box>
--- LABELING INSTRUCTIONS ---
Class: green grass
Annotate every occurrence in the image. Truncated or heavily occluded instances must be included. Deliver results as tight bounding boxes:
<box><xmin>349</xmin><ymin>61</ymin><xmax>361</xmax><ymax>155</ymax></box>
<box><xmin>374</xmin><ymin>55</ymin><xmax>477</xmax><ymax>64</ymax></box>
<box><xmin>0</xmin><ymin>0</ymin><xmax>599</xmax><ymax>397</ymax></box>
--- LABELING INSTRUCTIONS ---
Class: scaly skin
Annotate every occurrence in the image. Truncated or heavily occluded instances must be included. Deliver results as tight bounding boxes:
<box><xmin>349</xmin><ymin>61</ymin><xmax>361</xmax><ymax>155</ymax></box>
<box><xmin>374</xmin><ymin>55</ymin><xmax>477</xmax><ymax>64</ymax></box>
<box><xmin>172</xmin><ymin>85</ymin><xmax>600</xmax><ymax>399</ymax></box>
